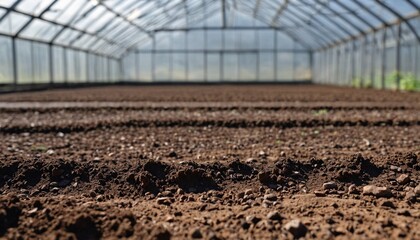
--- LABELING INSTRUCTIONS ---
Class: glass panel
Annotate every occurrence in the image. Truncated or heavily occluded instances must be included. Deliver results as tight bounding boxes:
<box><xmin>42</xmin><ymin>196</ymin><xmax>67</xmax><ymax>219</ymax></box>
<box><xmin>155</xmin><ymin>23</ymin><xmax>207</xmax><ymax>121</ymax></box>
<box><xmin>16</xmin><ymin>0</ymin><xmax>56</xmax><ymax>15</ymax></box>
<box><xmin>155</xmin><ymin>53</ymin><xmax>170</xmax><ymax>81</ymax></box>
<box><xmin>52</xmin><ymin>46</ymin><xmax>64</xmax><ymax>83</ymax></box>
<box><xmin>172</xmin><ymin>53</ymin><xmax>186</xmax><ymax>81</ymax></box>
<box><xmin>139</xmin><ymin>52</ymin><xmax>152</xmax><ymax>82</ymax></box>
<box><xmin>188</xmin><ymin>53</ymin><xmax>204</xmax><ymax>81</ymax></box>
<box><xmin>19</xmin><ymin>19</ymin><xmax>62</xmax><ymax>41</ymax></box>
<box><xmin>32</xmin><ymin>42</ymin><xmax>49</xmax><ymax>83</ymax></box>
<box><xmin>0</xmin><ymin>0</ymin><xmax>15</xmax><ymax>8</ymax></box>
<box><xmin>0</xmin><ymin>12</ymin><xmax>31</xmax><ymax>35</ymax></box>
<box><xmin>277</xmin><ymin>52</ymin><xmax>293</xmax><ymax>80</ymax></box>
<box><xmin>259</xmin><ymin>52</ymin><xmax>275</xmax><ymax>80</ymax></box>
<box><xmin>294</xmin><ymin>53</ymin><xmax>310</xmax><ymax>80</ymax></box>
<box><xmin>0</xmin><ymin>36</ymin><xmax>13</xmax><ymax>84</ymax></box>
<box><xmin>223</xmin><ymin>53</ymin><xmax>238</xmax><ymax>81</ymax></box>
<box><xmin>239</xmin><ymin>53</ymin><xmax>256</xmax><ymax>81</ymax></box>
<box><xmin>16</xmin><ymin>39</ymin><xmax>32</xmax><ymax>84</ymax></box>
<box><xmin>206</xmin><ymin>53</ymin><xmax>220</xmax><ymax>82</ymax></box>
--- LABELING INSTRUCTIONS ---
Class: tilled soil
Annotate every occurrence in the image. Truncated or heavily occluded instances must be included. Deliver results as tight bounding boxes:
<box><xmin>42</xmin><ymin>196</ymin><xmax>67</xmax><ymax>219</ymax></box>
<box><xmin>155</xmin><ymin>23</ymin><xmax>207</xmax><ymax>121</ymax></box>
<box><xmin>0</xmin><ymin>85</ymin><xmax>419</xmax><ymax>239</ymax></box>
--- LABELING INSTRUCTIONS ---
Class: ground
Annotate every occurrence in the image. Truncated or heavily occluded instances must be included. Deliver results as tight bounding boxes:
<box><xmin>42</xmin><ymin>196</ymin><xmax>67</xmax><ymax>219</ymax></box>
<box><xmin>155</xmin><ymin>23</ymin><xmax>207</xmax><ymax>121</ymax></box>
<box><xmin>0</xmin><ymin>85</ymin><xmax>419</xmax><ymax>239</ymax></box>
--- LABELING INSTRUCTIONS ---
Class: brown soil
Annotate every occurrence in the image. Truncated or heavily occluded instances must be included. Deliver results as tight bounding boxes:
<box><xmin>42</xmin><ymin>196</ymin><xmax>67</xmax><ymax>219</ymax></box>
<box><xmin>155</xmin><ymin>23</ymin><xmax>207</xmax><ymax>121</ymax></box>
<box><xmin>0</xmin><ymin>85</ymin><xmax>419</xmax><ymax>239</ymax></box>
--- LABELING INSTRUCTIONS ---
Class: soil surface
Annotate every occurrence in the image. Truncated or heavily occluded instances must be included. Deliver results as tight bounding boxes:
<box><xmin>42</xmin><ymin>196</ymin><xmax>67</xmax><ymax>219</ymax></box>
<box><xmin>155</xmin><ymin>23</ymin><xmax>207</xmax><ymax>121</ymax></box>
<box><xmin>0</xmin><ymin>85</ymin><xmax>419</xmax><ymax>239</ymax></box>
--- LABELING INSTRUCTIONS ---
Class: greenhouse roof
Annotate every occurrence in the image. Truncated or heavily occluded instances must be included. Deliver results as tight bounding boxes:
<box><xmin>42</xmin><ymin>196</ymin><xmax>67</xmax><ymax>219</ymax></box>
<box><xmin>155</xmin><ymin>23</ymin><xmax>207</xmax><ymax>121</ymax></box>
<box><xmin>0</xmin><ymin>0</ymin><xmax>419</xmax><ymax>58</ymax></box>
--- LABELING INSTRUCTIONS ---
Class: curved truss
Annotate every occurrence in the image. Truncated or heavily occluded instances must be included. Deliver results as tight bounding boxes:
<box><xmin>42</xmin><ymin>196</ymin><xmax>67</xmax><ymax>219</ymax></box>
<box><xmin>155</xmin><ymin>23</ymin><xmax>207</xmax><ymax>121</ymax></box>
<box><xmin>0</xmin><ymin>0</ymin><xmax>418</xmax><ymax>58</ymax></box>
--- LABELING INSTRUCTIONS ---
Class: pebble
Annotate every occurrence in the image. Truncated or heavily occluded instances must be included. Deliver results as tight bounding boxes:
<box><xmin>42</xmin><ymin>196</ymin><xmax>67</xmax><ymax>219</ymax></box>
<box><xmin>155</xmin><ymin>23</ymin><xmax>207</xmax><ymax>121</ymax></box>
<box><xmin>191</xmin><ymin>228</ymin><xmax>203</xmax><ymax>239</ymax></box>
<box><xmin>390</xmin><ymin>165</ymin><xmax>402</xmax><ymax>172</ymax></box>
<box><xmin>244</xmin><ymin>189</ymin><xmax>253</xmax><ymax>195</ymax></box>
<box><xmin>380</xmin><ymin>200</ymin><xmax>395</xmax><ymax>209</ymax></box>
<box><xmin>314</xmin><ymin>190</ymin><xmax>326</xmax><ymax>197</ymax></box>
<box><xmin>362</xmin><ymin>185</ymin><xmax>393</xmax><ymax>198</ymax></box>
<box><xmin>323</xmin><ymin>181</ymin><xmax>338</xmax><ymax>190</ymax></box>
<box><xmin>156</xmin><ymin>197</ymin><xmax>172</xmax><ymax>206</ymax></box>
<box><xmin>246</xmin><ymin>215</ymin><xmax>261</xmax><ymax>224</ymax></box>
<box><xmin>348</xmin><ymin>184</ymin><xmax>359</xmax><ymax>194</ymax></box>
<box><xmin>264</xmin><ymin>193</ymin><xmax>277</xmax><ymax>201</ymax></box>
<box><xmin>284</xmin><ymin>219</ymin><xmax>308</xmax><ymax>238</ymax></box>
<box><xmin>396</xmin><ymin>174</ymin><xmax>410</xmax><ymax>185</ymax></box>
<box><xmin>267</xmin><ymin>211</ymin><xmax>282</xmax><ymax>221</ymax></box>
<box><xmin>414</xmin><ymin>185</ymin><xmax>420</xmax><ymax>196</ymax></box>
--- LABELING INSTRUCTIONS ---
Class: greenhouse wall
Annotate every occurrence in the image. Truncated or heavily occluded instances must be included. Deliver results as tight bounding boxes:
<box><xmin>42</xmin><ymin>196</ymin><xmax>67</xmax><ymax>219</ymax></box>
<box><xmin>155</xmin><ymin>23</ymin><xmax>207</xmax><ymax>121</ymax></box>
<box><xmin>0</xmin><ymin>35</ymin><xmax>120</xmax><ymax>86</ymax></box>
<box><xmin>121</xmin><ymin>29</ymin><xmax>312</xmax><ymax>82</ymax></box>
<box><xmin>313</xmin><ymin>16</ymin><xmax>420</xmax><ymax>91</ymax></box>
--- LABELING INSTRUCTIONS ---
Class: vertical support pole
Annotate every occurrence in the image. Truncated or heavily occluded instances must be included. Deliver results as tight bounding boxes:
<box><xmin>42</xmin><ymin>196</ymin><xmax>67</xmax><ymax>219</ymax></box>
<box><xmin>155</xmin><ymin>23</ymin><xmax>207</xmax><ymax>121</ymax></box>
<box><xmin>274</xmin><ymin>31</ymin><xmax>278</xmax><ymax>81</ymax></box>
<box><xmin>360</xmin><ymin>36</ymin><xmax>366</xmax><ymax>87</ymax></box>
<box><xmin>63</xmin><ymin>47</ymin><xmax>68</xmax><ymax>84</ymax></box>
<box><xmin>119</xmin><ymin>58</ymin><xmax>124</xmax><ymax>82</ymax></box>
<box><xmin>49</xmin><ymin>44</ymin><xmax>54</xmax><ymax>84</ymax></box>
<box><xmin>415</xmin><ymin>39</ymin><xmax>419</xmax><ymax>82</ymax></box>
<box><xmin>309</xmin><ymin>50</ymin><xmax>314</xmax><ymax>83</ymax></box>
<box><xmin>11</xmin><ymin>37</ymin><xmax>18</xmax><ymax>87</ymax></box>
<box><xmin>396</xmin><ymin>23</ymin><xmax>402</xmax><ymax>90</ymax></box>
<box><xmin>381</xmin><ymin>29</ymin><xmax>387</xmax><ymax>89</ymax></box>
<box><xmin>370</xmin><ymin>33</ymin><xmax>376</xmax><ymax>88</ymax></box>
<box><xmin>256</xmin><ymin>29</ymin><xmax>260</xmax><ymax>82</ymax></box>
<box><xmin>107</xmin><ymin>57</ymin><xmax>111</xmax><ymax>83</ymax></box>
<box><xmin>30</xmin><ymin>41</ymin><xmax>35</xmax><ymax>84</ymax></box>
<box><xmin>169</xmin><ymin>33</ymin><xmax>173</xmax><ymax>82</ymax></box>
<box><xmin>86</xmin><ymin>53</ymin><xmax>90</xmax><ymax>83</ymax></box>
<box><xmin>220</xmin><ymin>30</ymin><xmax>224</xmax><ymax>82</ymax></box>
<box><xmin>185</xmin><ymin>31</ymin><xmax>189</xmax><ymax>81</ymax></box>
<box><xmin>204</xmin><ymin>30</ymin><xmax>208</xmax><ymax>82</ymax></box>
<box><xmin>222</xmin><ymin>0</ymin><xmax>227</xmax><ymax>28</ymax></box>
<box><xmin>74</xmin><ymin>50</ymin><xmax>79</xmax><ymax>83</ymax></box>
<box><xmin>152</xmin><ymin>37</ymin><xmax>156</xmax><ymax>82</ymax></box>
<box><xmin>135</xmin><ymin>51</ymin><xmax>139</xmax><ymax>81</ymax></box>
<box><xmin>292</xmin><ymin>42</ymin><xmax>296</xmax><ymax>81</ymax></box>
<box><xmin>336</xmin><ymin>47</ymin><xmax>340</xmax><ymax>85</ymax></box>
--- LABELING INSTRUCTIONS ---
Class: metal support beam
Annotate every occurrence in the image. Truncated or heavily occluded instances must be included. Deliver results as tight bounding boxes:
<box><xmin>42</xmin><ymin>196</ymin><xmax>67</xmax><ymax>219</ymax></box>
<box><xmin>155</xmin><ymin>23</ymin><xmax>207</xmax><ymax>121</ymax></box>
<box><xmin>374</xmin><ymin>0</ymin><xmax>420</xmax><ymax>42</ymax></box>
<box><xmin>370</xmin><ymin>33</ymin><xmax>376</xmax><ymax>87</ymax></box>
<box><xmin>11</xmin><ymin>37</ymin><xmax>18</xmax><ymax>86</ymax></box>
<box><xmin>152</xmin><ymin>37</ymin><xmax>156</xmax><ymax>82</ymax></box>
<box><xmin>381</xmin><ymin>30</ymin><xmax>387</xmax><ymax>89</ymax></box>
<box><xmin>222</xmin><ymin>0</ymin><xmax>227</xmax><ymax>28</ymax></box>
<box><xmin>274</xmin><ymin>31</ymin><xmax>278</xmax><ymax>81</ymax></box>
<box><xmin>396</xmin><ymin>23</ymin><xmax>402</xmax><ymax>90</ymax></box>
<box><xmin>49</xmin><ymin>44</ymin><xmax>54</xmax><ymax>84</ymax></box>
<box><xmin>271</xmin><ymin>0</ymin><xmax>289</xmax><ymax>26</ymax></box>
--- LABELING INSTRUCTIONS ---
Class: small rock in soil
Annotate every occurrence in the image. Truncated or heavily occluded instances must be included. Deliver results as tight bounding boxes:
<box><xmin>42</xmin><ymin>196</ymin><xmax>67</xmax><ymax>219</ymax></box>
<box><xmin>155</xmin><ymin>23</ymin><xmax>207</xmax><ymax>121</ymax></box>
<box><xmin>156</xmin><ymin>197</ymin><xmax>172</xmax><ymax>206</ymax></box>
<box><xmin>314</xmin><ymin>190</ymin><xmax>326</xmax><ymax>197</ymax></box>
<box><xmin>191</xmin><ymin>228</ymin><xmax>203</xmax><ymax>239</ymax></box>
<box><xmin>264</xmin><ymin>193</ymin><xmax>277</xmax><ymax>201</ymax></box>
<box><xmin>414</xmin><ymin>185</ymin><xmax>420</xmax><ymax>196</ymax></box>
<box><xmin>362</xmin><ymin>185</ymin><xmax>393</xmax><ymax>198</ymax></box>
<box><xmin>323</xmin><ymin>181</ymin><xmax>338</xmax><ymax>190</ymax></box>
<box><xmin>396</xmin><ymin>174</ymin><xmax>410</xmax><ymax>185</ymax></box>
<box><xmin>267</xmin><ymin>211</ymin><xmax>282</xmax><ymax>221</ymax></box>
<box><xmin>284</xmin><ymin>219</ymin><xmax>308</xmax><ymax>239</ymax></box>
<box><xmin>348</xmin><ymin>184</ymin><xmax>359</xmax><ymax>194</ymax></box>
<box><xmin>150</xmin><ymin>225</ymin><xmax>171</xmax><ymax>240</ymax></box>
<box><xmin>246</xmin><ymin>215</ymin><xmax>261</xmax><ymax>224</ymax></box>
<box><xmin>380</xmin><ymin>200</ymin><xmax>396</xmax><ymax>209</ymax></box>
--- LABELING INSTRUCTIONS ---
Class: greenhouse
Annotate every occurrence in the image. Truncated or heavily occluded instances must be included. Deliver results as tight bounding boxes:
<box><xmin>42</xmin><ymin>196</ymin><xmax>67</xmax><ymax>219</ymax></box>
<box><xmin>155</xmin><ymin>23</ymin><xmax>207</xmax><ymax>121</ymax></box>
<box><xmin>0</xmin><ymin>0</ymin><xmax>418</xmax><ymax>89</ymax></box>
<box><xmin>0</xmin><ymin>1</ymin><xmax>420</xmax><ymax>239</ymax></box>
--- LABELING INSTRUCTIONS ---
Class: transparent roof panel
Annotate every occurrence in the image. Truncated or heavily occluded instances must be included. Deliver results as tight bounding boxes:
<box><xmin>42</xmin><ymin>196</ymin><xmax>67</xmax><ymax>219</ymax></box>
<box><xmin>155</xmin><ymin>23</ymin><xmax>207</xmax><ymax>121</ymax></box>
<box><xmin>0</xmin><ymin>0</ymin><xmax>16</xmax><ymax>8</ymax></box>
<box><xmin>0</xmin><ymin>11</ymin><xmax>30</xmax><ymax>35</ymax></box>
<box><xmin>19</xmin><ymin>19</ymin><xmax>63</xmax><ymax>41</ymax></box>
<box><xmin>0</xmin><ymin>0</ymin><xmax>417</xmax><ymax>57</ymax></box>
<box><xmin>15</xmin><ymin>0</ymin><xmax>56</xmax><ymax>15</ymax></box>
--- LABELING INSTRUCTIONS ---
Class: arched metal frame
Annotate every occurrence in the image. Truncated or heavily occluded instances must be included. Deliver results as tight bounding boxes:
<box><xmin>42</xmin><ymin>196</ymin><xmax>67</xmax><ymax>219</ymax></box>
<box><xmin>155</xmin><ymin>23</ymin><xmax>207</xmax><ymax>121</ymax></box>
<box><xmin>0</xmin><ymin>0</ymin><xmax>419</xmax><ymax>89</ymax></box>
